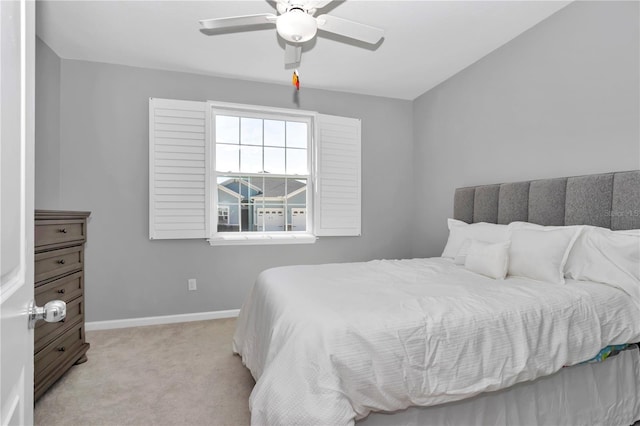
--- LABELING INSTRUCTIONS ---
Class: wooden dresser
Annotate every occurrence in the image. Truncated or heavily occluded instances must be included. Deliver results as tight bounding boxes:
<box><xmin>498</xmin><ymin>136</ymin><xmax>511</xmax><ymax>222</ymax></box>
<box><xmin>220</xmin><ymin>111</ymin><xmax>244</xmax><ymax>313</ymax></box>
<box><xmin>34</xmin><ymin>210</ymin><xmax>91</xmax><ymax>400</ymax></box>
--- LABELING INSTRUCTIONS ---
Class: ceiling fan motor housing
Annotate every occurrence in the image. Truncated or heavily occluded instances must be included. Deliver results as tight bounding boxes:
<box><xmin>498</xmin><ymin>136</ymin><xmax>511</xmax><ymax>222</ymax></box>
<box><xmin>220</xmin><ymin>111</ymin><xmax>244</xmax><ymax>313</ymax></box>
<box><xmin>276</xmin><ymin>7</ymin><xmax>318</xmax><ymax>43</ymax></box>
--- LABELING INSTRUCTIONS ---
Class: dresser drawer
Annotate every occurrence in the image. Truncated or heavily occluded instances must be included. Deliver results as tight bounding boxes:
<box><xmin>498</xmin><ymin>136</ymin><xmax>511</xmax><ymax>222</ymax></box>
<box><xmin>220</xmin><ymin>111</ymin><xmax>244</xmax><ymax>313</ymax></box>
<box><xmin>35</xmin><ymin>270</ymin><xmax>83</xmax><ymax>304</ymax></box>
<box><xmin>35</xmin><ymin>323</ymin><xmax>84</xmax><ymax>382</ymax></box>
<box><xmin>35</xmin><ymin>246</ymin><xmax>83</xmax><ymax>283</ymax></box>
<box><xmin>35</xmin><ymin>297</ymin><xmax>84</xmax><ymax>353</ymax></box>
<box><xmin>35</xmin><ymin>220</ymin><xmax>86</xmax><ymax>249</ymax></box>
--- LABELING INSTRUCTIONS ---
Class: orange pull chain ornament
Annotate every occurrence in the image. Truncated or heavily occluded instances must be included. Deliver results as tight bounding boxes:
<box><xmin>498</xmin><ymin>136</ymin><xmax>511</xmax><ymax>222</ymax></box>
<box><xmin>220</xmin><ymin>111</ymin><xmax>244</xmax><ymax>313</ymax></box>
<box><xmin>292</xmin><ymin>69</ymin><xmax>300</xmax><ymax>90</ymax></box>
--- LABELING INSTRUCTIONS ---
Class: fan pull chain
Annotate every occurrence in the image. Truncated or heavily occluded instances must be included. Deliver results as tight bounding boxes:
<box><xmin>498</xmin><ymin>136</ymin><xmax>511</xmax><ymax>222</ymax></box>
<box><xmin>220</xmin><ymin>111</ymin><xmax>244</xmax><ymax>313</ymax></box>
<box><xmin>292</xmin><ymin>69</ymin><xmax>300</xmax><ymax>90</ymax></box>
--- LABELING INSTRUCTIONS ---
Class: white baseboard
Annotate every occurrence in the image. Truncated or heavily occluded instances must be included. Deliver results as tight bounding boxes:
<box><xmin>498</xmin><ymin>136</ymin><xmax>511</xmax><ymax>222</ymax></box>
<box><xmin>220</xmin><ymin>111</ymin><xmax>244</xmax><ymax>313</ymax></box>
<box><xmin>85</xmin><ymin>309</ymin><xmax>240</xmax><ymax>331</ymax></box>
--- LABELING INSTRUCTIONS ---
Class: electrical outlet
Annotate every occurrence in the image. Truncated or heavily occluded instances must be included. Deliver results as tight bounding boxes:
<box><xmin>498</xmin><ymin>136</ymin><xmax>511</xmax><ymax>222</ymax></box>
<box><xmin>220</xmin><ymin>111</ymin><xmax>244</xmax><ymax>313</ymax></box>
<box><xmin>188</xmin><ymin>279</ymin><xmax>197</xmax><ymax>291</ymax></box>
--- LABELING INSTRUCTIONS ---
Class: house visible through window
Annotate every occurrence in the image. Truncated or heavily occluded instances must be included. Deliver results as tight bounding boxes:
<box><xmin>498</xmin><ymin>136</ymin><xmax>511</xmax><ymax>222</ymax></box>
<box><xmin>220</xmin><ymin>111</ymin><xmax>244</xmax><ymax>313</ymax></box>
<box><xmin>213</xmin><ymin>112</ymin><xmax>310</xmax><ymax>235</ymax></box>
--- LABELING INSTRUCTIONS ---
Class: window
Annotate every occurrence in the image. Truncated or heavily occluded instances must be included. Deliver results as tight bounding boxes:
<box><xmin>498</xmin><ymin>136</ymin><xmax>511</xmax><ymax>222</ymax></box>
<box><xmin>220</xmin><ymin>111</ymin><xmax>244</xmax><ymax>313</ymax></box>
<box><xmin>149</xmin><ymin>98</ymin><xmax>361</xmax><ymax>245</ymax></box>
<box><xmin>217</xmin><ymin>206</ymin><xmax>229</xmax><ymax>226</ymax></box>
<box><xmin>212</xmin><ymin>111</ymin><xmax>311</xmax><ymax>238</ymax></box>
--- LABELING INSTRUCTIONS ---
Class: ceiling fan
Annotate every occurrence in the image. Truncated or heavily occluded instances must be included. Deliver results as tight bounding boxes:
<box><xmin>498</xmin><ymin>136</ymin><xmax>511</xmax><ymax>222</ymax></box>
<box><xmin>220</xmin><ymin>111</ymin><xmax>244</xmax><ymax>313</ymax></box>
<box><xmin>199</xmin><ymin>0</ymin><xmax>385</xmax><ymax>67</ymax></box>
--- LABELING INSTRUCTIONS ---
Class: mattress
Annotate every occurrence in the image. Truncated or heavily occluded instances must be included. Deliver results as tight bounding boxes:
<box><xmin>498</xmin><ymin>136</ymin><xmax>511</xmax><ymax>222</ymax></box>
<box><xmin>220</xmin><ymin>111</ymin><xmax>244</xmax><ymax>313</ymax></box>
<box><xmin>233</xmin><ymin>257</ymin><xmax>640</xmax><ymax>425</ymax></box>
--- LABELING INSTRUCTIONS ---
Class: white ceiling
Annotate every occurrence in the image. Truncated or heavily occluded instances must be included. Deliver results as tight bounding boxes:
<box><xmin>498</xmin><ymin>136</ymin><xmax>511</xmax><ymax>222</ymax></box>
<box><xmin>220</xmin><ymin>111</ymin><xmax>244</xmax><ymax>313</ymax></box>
<box><xmin>36</xmin><ymin>0</ymin><xmax>571</xmax><ymax>100</ymax></box>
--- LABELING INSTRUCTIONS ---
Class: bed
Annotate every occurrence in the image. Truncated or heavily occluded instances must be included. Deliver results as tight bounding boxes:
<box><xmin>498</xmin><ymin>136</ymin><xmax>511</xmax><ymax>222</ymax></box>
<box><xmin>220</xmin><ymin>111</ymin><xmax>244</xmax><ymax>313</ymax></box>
<box><xmin>233</xmin><ymin>170</ymin><xmax>640</xmax><ymax>425</ymax></box>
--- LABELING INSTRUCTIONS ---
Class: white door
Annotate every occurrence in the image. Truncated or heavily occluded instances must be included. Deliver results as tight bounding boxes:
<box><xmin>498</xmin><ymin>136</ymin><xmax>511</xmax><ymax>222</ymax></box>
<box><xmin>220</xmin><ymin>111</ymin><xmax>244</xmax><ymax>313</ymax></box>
<box><xmin>1</xmin><ymin>0</ymin><xmax>35</xmax><ymax>425</ymax></box>
<box><xmin>291</xmin><ymin>208</ymin><xmax>306</xmax><ymax>231</ymax></box>
<box><xmin>256</xmin><ymin>208</ymin><xmax>285</xmax><ymax>232</ymax></box>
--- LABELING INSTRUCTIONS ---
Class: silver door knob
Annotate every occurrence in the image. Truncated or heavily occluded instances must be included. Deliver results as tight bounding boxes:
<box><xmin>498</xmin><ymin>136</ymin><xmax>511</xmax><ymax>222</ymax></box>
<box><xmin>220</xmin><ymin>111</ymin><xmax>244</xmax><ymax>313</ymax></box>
<box><xmin>28</xmin><ymin>300</ymin><xmax>66</xmax><ymax>329</ymax></box>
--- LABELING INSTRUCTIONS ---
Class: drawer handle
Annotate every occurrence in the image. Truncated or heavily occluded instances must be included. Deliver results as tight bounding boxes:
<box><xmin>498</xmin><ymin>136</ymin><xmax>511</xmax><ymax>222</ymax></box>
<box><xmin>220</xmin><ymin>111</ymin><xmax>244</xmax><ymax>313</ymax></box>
<box><xmin>57</xmin><ymin>289</ymin><xmax>65</xmax><ymax>294</ymax></box>
<box><xmin>57</xmin><ymin>346</ymin><xmax>66</xmax><ymax>352</ymax></box>
<box><xmin>59</xmin><ymin>228</ymin><xmax>67</xmax><ymax>233</ymax></box>
<box><xmin>57</xmin><ymin>259</ymin><xmax>66</xmax><ymax>265</ymax></box>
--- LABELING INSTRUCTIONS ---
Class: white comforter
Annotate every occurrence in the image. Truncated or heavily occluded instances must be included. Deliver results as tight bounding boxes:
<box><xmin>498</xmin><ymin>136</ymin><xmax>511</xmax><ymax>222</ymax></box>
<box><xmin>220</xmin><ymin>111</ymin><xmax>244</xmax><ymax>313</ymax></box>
<box><xmin>233</xmin><ymin>258</ymin><xmax>640</xmax><ymax>425</ymax></box>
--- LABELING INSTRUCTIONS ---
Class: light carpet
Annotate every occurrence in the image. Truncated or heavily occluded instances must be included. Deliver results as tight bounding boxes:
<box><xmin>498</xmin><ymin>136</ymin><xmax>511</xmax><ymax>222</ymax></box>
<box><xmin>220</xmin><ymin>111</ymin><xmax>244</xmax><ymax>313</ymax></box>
<box><xmin>34</xmin><ymin>318</ymin><xmax>254</xmax><ymax>426</ymax></box>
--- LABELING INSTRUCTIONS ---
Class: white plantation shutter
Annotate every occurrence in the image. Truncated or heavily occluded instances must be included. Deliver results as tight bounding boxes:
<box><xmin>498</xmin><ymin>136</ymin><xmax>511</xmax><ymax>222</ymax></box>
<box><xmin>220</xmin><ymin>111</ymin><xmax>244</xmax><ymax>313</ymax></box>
<box><xmin>149</xmin><ymin>98</ymin><xmax>208</xmax><ymax>239</ymax></box>
<box><xmin>314</xmin><ymin>114</ymin><xmax>361</xmax><ymax>236</ymax></box>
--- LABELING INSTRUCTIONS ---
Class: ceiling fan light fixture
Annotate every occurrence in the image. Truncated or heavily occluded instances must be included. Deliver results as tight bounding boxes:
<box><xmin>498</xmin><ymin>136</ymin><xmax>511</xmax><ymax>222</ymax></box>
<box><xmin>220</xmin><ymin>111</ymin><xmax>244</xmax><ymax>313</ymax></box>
<box><xmin>276</xmin><ymin>9</ymin><xmax>317</xmax><ymax>43</ymax></box>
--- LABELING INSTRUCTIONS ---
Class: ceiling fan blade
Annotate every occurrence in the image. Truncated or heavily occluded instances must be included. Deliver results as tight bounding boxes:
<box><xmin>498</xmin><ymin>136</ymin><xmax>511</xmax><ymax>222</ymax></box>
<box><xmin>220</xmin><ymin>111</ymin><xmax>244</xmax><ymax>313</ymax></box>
<box><xmin>284</xmin><ymin>43</ymin><xmax>302</xmax><ymax>67</ymax></box>
<box><xmin>316</xmin><ymin>14</ymin><xmax>384</xmax><ymax>44</ymax></box>
<box><xmin>199</xmin><ymin>14</ymin><xmax>277</xmax><ymax>30</ymax></box>
<box><xmin>306</xmin><ymin>0</ymin><xmax>334</xmax><ymax>10</ymax></box>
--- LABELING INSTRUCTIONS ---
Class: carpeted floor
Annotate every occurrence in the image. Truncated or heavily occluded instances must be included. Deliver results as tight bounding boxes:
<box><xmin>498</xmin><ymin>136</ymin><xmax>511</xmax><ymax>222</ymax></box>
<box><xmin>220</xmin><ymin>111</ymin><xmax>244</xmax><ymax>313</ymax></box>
<box><xmin>34</xmin><ymin>318</ymin><xmax>254</xmax><ymax>426</ymax></box>
<box><xmin>34</xmin><ymin>318</ymin><xmax>640</xmax><ymax>426</ymax></box>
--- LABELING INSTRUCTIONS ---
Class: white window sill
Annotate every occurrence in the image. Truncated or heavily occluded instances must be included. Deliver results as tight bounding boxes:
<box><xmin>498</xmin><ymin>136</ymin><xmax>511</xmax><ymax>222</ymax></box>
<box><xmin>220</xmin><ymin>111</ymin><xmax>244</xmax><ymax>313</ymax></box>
<box><xmin>208</xmin><ymin>233</ymin><xmax>317</xmax><ymax>246</ymax></box>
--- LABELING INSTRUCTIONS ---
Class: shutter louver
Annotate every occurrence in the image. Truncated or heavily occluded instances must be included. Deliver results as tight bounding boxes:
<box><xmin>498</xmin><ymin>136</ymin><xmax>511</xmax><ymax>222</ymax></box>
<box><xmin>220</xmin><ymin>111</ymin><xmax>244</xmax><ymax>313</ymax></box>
<box><xmin>314</xmin><ymin>114</ymin><xmax>361</xmax><ymax>236</ymax></box>
<box><xmin>149</xmin><ymin>98</ymin><xmax>208</xmax><ymax>239</ymax></box>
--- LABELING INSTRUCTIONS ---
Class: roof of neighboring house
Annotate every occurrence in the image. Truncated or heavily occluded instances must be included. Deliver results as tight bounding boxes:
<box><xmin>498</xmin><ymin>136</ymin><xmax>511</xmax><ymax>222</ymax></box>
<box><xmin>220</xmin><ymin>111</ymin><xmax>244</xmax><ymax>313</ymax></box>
<box><xmin>220</xmin><ymin>177</ymin><xmax>306</xmax><ymax>199</ymax></box>
<box><xmin>260</xmin><ymin>178</ymin><xmax>305</xmax><ymax>198</ymax></box>
<box><xmin>219</xmin><ymin>178</ymin><xmax>261</xmax><ymax>199</ymax></box>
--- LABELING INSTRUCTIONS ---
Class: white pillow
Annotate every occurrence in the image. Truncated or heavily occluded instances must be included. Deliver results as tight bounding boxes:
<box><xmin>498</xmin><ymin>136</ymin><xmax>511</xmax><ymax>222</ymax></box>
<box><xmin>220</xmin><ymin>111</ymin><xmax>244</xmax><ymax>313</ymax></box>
<box><xmin>565</xmin><ymin>227</ymin><xmax>640</xmax><ymax>307</ymax></box>
<box><xmin>442</xmin><ymin>219</ymin><xmax>510</xmax><ymax>259</ymax></box>
<box><xmin>453</xmin><ymin>239</ymin><xmax>472</xmax><ymax>265</ymax></box>
<box><xmin>509</xmin><ymin>221</ymin><xmax>585</xmax><ymax>275</ymax></box>
<box><xmin>508</xmin><ymin>221</ymin><xmax>551</xmax><ymax>231</ymax></box>
<box><xmin>464</xmin><ymin>240</ymin><xmax>510</xmax><ymax>279</ymax></box>
<box><xmin>508</xmin><ymin>226</ymin><xmax>583</xmax><ymax>284</ymax></box>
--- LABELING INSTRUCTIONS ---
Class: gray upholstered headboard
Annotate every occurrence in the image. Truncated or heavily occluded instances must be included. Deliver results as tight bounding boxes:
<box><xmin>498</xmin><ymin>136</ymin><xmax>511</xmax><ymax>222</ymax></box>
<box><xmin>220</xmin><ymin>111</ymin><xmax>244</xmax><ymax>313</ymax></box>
<box><xmin>453</xmin><ymin>170</ymin><xmax>640</xmax><ymax>231</ymax></box>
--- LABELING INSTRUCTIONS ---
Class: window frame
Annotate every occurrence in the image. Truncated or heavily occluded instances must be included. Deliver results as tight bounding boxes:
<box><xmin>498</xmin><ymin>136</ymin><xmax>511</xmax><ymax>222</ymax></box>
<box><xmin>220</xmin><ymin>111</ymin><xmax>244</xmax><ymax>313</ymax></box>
<box><xmin>206</xmin><ymin>101</ymin><xmax>317</xmax><ymax>246</ymax></box>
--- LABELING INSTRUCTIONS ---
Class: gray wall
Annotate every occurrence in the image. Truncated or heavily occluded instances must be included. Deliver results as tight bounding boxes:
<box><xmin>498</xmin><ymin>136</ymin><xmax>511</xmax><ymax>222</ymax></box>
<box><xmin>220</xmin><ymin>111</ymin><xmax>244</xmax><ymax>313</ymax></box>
<box><xmin>35</xmin><ymin>0</ymin><xmax>639</xmax><ymax>322</ymax></box>
<box><xmin>35</xmin><ymin>38</ymin><xmax>61</xmax><ymax>209</ymax></box>
<box><xmin>412</xmin><ymin>1</ymin><xmax>640</xmax><ymax>258</ymax></box>
<box><xmin>50</xmin><ymin>59</ymin><xmax>413</xmax><ymax>321</ymax></box>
